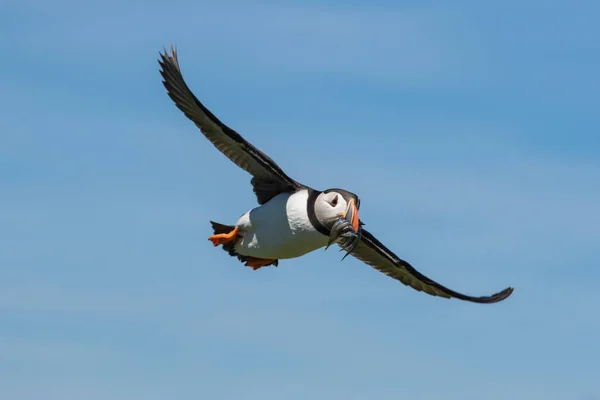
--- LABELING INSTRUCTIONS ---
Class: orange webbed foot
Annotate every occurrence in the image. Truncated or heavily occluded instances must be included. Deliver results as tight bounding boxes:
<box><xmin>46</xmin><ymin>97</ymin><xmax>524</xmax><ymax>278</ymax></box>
<box><xmin>208</xmin><ymin>227</ymin><xmax>240</xmax><ymax>246</ymax></box>
<box><xmin>244</xmin><ymin>257</ymin><xmax>278</xmax><ymax>270</ymax></box>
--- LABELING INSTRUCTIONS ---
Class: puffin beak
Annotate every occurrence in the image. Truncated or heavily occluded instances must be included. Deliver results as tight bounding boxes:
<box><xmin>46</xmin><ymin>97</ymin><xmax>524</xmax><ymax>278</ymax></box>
<box><xmin>326</xmin><ymin>198</ymin><xmax>361</xmax><ymax>253</ymax></box>
<box><xmin>343</xmin><ymin>199</ymin><xmax>360</xmax><ymax>233</ymax></box>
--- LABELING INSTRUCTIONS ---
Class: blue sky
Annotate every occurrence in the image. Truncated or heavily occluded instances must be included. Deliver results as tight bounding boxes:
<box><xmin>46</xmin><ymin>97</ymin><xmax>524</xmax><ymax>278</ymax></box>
<box><xmin>1</xmin><ymin>0</ymin><xmax>599</xmax><ymax>399</ymax></box>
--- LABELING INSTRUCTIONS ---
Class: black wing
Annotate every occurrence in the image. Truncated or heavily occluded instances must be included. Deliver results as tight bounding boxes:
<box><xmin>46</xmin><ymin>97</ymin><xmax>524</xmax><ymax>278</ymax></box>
<box><xmin>158</xmin><ymin>45</ymin><xmax>305</xmax><ymax>204</ymax></box>
<box><xmin>349</xmin><ymin>229</ymin><xmax>514</xmax><ymax>303</ymax></box>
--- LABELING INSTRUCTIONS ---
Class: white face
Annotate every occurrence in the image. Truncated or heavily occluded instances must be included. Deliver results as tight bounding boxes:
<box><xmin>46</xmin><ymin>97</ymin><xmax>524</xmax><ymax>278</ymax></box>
<box><xmin>314</xmin><ymin>191</ymin><xmax>351</xmax><ymax>227</ymax></box>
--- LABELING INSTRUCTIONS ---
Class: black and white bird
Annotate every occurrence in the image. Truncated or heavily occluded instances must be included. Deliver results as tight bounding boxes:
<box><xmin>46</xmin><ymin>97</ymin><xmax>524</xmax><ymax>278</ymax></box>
<box><xmin>158</xmin><ymin>46</ymin><xmax>514</xmax><ymax>304</ymax></box>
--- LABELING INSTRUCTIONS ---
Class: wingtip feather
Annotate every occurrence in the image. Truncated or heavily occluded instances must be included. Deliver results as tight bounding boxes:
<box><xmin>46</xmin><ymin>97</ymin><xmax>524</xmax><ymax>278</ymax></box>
<box><xmin>467</xmin><ymin>286</ymin><xmax>514</xmax><ymax>304</ymax></box>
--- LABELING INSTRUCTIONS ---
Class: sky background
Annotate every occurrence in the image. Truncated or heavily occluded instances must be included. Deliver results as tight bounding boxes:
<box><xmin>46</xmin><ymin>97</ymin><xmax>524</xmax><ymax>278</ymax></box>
<box><xmin>1</xmin><ymin>0</ymin><xmax>599</xmax><ymax>399</ymax></box>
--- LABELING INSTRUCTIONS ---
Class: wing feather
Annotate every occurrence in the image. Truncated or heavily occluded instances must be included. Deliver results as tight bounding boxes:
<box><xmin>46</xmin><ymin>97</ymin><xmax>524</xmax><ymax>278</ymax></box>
<box><xmin>158</xmin><ymin>45</ymin><xmax>305</xmax><ymax>204</ymax></box>
<box><xmin>350</xmin><ymin>229</ymin><xmax>514</xmax><ymax>303</ymax></box>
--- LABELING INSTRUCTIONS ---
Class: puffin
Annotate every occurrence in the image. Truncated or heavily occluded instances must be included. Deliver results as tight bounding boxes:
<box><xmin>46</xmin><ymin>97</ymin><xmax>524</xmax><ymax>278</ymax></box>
<box><xmin>158</xmin><ymin>45</ymin><xmax>514</xmax><ymax>304</ymax></box>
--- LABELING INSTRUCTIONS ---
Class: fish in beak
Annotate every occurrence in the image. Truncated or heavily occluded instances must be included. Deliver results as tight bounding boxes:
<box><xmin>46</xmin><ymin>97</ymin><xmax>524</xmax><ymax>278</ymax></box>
<box><xmin>325</xmin><ymin>198</ymin><xmax>361</xmax><ymax>258</ymax></box>
<box><xmin>342</xmin><ymin>198</ymin><xmax>360</xmax><ymax>233</ymax></box>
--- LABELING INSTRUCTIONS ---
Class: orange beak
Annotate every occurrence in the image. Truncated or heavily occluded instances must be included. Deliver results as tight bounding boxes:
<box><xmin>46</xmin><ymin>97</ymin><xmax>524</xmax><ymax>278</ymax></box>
<box><xmin>343</xmin><ymin>199</ymin><xmax>360</xmax><ymax>233</ymax></box>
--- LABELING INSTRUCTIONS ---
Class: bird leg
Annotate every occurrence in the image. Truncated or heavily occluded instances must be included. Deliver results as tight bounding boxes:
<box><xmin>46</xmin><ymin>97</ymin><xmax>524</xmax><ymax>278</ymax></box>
<box><xmin>244</xmin><ymin>257</ymin><xmax>278</xmax><ymax>271</ymax></box>
<box><xmin>208</xmin><ymin>227</ymin><xmax>240</xmax><ymax>246</ymax></box>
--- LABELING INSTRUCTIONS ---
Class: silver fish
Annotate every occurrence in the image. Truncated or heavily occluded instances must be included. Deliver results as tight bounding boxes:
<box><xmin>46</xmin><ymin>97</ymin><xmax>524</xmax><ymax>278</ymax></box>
<box><xmin>325</xmin><ymin>217</ymin><xmax>362</xmax><ymax>260</ymax></box>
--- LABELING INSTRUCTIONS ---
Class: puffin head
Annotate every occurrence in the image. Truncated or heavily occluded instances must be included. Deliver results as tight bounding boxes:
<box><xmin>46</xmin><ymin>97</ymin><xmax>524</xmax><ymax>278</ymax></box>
<box><xmin>308</xmin><ymin>188</ymin><xmax>361</xmax><ymax>258</ymax></box>
<box><xmin>313</xmin><ymin>188</ymin><xmax>361</xmax><ymax>234</ymax></box>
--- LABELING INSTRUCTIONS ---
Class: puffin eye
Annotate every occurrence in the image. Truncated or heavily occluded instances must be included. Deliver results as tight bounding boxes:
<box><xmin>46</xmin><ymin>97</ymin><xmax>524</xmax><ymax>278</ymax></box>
<box><xmin>330</xmin><ymin>195</ymin><xmax>338</xmax><ymax>207</ymax></box>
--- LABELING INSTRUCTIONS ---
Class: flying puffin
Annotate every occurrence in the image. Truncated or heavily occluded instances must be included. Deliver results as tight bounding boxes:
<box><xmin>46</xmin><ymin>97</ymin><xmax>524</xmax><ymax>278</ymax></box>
<box><xmin>158</xmin><ymin>46</ymin><xmax>514</xmax><ymax>304</ymax></box>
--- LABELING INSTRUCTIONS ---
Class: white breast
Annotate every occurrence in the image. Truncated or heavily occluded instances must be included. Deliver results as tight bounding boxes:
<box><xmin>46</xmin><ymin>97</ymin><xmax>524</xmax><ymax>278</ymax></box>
<box><xmin>233</xmin><ymin>189</ymin><xmax>328</xmax><ymax>260</ymax></box>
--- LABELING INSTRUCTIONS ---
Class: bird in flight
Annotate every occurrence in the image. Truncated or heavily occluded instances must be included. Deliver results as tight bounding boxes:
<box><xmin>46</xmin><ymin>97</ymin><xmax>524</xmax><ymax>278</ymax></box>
<box><xmin>158</xmin><ymin>45</ymin><xmax>514</xmax><ymax>304</ymax></box>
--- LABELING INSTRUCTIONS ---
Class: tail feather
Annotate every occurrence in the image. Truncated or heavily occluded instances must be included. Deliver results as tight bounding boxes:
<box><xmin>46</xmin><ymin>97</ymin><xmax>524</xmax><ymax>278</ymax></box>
<box><xmin>210</xmin><ymin>221</ymin><xmax>236</xmax><ymax>235</ymax></box>
<box><xmin>209</xmin><ymin>220</ymin><xmax>241</xmax><ymax>259</ymax></box>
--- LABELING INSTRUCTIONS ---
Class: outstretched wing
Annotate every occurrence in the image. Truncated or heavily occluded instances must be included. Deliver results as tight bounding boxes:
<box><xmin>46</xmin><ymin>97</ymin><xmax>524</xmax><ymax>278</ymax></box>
<box><xmin>349</xmin><ymin>228</ymin><xmax>514</xmax><ymax>303</ymax></box>
<box><xmin>158</xmin><ymin>45</ymin><xmax>305</xmax><ymax>204</ymax></box>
